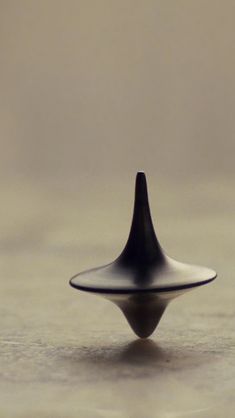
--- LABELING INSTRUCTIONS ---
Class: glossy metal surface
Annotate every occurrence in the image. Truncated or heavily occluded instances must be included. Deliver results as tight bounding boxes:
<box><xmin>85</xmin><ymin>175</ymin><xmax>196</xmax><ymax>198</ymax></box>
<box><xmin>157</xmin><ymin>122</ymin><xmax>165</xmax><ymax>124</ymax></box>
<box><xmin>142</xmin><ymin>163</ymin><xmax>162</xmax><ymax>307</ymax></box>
<box><xmin>70</xmin><ymin>172</ymin><xmax>216</xmax><ymax>338</ymax></box>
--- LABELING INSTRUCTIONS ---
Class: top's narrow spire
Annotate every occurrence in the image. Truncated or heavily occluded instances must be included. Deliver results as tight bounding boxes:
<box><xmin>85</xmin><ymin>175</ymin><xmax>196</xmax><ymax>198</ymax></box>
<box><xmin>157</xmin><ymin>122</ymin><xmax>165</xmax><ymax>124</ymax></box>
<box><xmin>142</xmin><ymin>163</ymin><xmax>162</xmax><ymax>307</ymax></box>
<box><xmin>134</xmin><ymin>171</ymin><xmax>148</xmax><ymax>206</ymax></box>
<box><xmin>118</xmin><ymin>172</ymin><xmax>165</xmax><ymax>266</ymax></box>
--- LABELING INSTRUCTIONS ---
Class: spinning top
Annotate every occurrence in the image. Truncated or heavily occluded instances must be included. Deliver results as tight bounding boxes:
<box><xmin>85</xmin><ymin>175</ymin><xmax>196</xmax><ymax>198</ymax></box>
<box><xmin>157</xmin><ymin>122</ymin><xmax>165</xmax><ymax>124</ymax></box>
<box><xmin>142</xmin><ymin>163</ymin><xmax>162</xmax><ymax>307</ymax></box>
<box><xmin>70</xmin><ymin>172</ymin><xmax>216</xmax><ymax>338</ymax></box>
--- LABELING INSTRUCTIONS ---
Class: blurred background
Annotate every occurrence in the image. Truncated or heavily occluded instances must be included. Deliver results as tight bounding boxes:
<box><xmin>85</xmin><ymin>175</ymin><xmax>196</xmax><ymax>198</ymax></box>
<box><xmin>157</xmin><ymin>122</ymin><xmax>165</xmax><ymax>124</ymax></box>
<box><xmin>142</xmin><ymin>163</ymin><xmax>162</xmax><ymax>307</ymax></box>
<box><xmin>1</xmin><ymin>1</ymin><xmax>235</xmax><ymax>182</ymax></box>
<box><xmin>0</xmin><ymin>0</ymin><xmax>234</xmax><ymax>276</ymax></box>
<box><xmin>1</xmin><ymin>0</ymin><xmax>234</xmax><ymax>264</ymax></box>
<box><xmin>0</xmin><ymin>2</ymin><xmax>234</xmax><ymax>417</ymax></box>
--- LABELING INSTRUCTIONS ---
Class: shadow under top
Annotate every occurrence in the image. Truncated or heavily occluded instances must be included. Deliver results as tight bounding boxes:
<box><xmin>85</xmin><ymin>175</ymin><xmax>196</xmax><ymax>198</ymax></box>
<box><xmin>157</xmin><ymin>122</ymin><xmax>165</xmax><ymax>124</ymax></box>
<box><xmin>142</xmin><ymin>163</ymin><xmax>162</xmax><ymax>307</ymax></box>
<box><xmin>70</xmin><ymin>172</ymin><xmax>216</xmax><ymax>294</ymax></box>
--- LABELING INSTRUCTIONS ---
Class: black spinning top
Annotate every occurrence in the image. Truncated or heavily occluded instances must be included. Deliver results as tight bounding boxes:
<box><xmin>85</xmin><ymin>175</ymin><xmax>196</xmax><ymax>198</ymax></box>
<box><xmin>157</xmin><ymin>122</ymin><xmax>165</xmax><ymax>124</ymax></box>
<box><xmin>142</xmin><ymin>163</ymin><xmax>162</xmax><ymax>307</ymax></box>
<box><xmin>70</xmin><ymin>172</ymin><xmax>216</xmax><ymax>338</ymax></box>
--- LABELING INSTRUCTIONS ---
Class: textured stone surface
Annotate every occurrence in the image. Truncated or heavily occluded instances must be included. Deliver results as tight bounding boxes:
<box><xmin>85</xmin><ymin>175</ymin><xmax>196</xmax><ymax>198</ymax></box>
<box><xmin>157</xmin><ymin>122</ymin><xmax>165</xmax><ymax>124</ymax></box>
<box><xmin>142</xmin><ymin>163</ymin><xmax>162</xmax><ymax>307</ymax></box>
<box><xmin>0</xmin><ymin>177</ymin><xmax>234</xmax><ymax>417</ymax></box>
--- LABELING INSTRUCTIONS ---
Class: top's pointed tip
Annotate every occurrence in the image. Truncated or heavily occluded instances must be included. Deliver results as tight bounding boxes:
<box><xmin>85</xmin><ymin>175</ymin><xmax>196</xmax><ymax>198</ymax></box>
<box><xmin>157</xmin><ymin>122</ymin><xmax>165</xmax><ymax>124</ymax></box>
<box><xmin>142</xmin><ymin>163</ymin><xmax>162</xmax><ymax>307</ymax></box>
<box><xmin>136</xmin><ymin>171</ymin><xmax>147</xmax><ymax>186</ymax></box>
<box><xmin>135</xmin><ymin>171</ymin><xmax>148</xmax><ymax>204</ymax></box>
<box><xmin>136</xmin><ymin>171</ymin><xmax>146</xmax><ymax>178</ymax></box>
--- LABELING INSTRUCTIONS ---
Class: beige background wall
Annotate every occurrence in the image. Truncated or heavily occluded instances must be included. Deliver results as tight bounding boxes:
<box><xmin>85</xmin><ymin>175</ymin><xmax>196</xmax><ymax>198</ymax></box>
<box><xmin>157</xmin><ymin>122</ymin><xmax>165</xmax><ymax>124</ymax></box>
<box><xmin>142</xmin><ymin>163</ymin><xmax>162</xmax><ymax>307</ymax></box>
<box><xmin>1</xmin><ymin>0</ymin><xmax>235</xmax><ymax>185</ymax></box>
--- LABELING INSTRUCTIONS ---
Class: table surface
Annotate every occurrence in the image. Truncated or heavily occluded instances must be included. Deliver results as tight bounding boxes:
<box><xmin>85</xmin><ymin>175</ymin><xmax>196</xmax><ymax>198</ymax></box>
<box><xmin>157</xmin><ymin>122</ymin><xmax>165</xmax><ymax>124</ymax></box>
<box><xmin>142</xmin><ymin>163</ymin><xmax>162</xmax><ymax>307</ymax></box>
<box><xmin>1</xmin><ymin>176</ymin><xmax>234</xmax><ymax>418</ymax></box>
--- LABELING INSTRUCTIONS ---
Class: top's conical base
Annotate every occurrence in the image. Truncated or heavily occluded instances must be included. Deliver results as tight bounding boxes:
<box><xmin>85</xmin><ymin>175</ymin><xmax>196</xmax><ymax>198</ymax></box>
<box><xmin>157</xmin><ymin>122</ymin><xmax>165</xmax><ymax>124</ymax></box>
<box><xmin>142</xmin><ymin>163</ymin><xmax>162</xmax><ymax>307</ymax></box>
<box><xmin>118</xmin><ymin>296</ymin><xmax>167</xmax><ymax>338</ymax></box>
